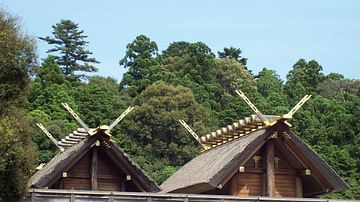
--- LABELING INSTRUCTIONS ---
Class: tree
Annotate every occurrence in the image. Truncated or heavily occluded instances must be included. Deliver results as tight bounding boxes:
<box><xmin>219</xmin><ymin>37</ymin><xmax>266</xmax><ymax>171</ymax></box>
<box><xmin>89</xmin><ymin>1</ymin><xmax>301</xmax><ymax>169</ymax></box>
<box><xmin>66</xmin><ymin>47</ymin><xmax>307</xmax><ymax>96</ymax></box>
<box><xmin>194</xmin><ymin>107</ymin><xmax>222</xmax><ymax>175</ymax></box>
<box><xmin>73</xmin><ymin>76</ymin><xmax>129</xmax><ymax>127</ymax></box>
<box><xmin>27</xmin><ymin>56</ymin><xmax>78</xmax><ymax>163</ymax></box>
<box><xmin>162</xmin><ymin>41</ymin><xmax>220</xmax><ymax>111</ymax></box>
<box><xmin>163</xmin><ymin>41</ymin><xmax>216</xmax><ymax>84</ymax></box>
<box><xmin>116</xmin><ymin>81</ymin><xmax>211</xmax><ymax>183</ymax></box>
<box><xmin>218</xmin><ymin>46</ymin><xmax>247</xmax><ymax>65</ymax></box>
<box><xmin>284</xmin><ymin>59</ymin><xmax>324</xmax><ymax>101</ymax></box>
<box><xmin>0</xmin><ymin>111</ymin><xmax>35</xmax><ymax>201</ymax></box>
<box><xmin>119</xmin><ymin>35</ymin><xmax>158</xmax><ymax>95</ymax></box>
<box><xmin>39</xmin><ymin>19</ymin><xmax>99</xmax><ymax>77</ymax></box>
<box><xmin>256</xmin><ymin>68</ymin><xmax>282</xmax><ymax>98</ymax></box>
<box><xmin>0</xmin><ymin>9</ymin><xmax>37</xmax><ymax>114</ymax></box>
<box><xmin>317</xmin><ymin>79</ymin><xmax>360</xmax><ymax>102</ymax></box>
<box><xmin>0</xmin><ymin>9</ymin><xmax>36</xmax><ymax>201</ymax></box>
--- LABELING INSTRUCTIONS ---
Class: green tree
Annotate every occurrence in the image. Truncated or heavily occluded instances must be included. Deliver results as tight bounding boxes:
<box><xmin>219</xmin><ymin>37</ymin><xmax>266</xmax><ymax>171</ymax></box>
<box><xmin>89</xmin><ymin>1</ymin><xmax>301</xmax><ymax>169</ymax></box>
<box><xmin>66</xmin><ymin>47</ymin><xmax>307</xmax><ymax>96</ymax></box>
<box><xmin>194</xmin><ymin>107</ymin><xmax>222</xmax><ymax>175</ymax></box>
<box><xmin>39</xmin><ymin>19</ymin><xmax>99</xmax><ymax>77</ymax></box>
<box><xmin>256</xmin><ymin>68</ymin><xmax>282</xmax><ymax>97</ymax></box>
<box><xmin>73</xmin><ymin>76</ymin><xmax>129</xmax><ymax>127</ymax></box>
<box><xmin>317</xmin><ymin>77</ymin><xmax>360</xmax><ymax>102</ymax></box>
<box><xmin>0</xmin><ymin>9</ymin><xmax>37</xmax><ymax>114</ymax></box>
<box><xmin>119</xmin><ymin>35</ymin><xmax>159</xmax><ymax>95</ymax></box>
<box><xmin>0</xmin><ymin>9</ymin><xmax>36</xmax><ymax>201</ymax></box>
<box><xmin>218</xmin><ymin>46</ymin><xmax>247</xmax><ymax>65</ymax></box>
<box><xmin>28</xmin><ymin>56</ymin><xmax>77</xmax><ymax>163</ymax></box>
<box><xmin>28</xmin><ymin>56</ymin><xmax>76</xmax><ymax>119</ymax></box>
<box><xmin>214</xmin><ymin>59</ymin><xmax>266</xmax><ymax>125</ymax></box>
<box><xmin>162</xmin><ymin>41</ymin><xmax>220</xmax><ymax>112</ymax></box>
<box><xmin>284</xmin><ymin>59</ymin><xmax>324</xmax><ymax>101</ymax></box>
<box><xmin>116</xmin><ymin>81</ymin><xmax>210</xmax><ymax>183</ymax></box>
<box><xmin>163</xmin><ymin>41</ymin><xmax>216</xmax><ymax>84</ymax></box>
<box><xmin>0</xmin><ymin>111</ymin><xmax>35</xmax><ymax>201</ymax></box>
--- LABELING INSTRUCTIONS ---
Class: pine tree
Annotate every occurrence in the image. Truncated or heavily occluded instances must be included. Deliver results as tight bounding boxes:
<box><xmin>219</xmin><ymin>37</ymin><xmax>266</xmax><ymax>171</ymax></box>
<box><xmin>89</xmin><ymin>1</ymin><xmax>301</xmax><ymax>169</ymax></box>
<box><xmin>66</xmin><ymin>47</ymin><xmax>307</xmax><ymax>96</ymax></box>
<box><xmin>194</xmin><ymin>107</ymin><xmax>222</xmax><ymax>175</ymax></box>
<box><xmin>39</xmin><ymin>19</ymin><xmax>99</xmax><ymax>77</ymax></box>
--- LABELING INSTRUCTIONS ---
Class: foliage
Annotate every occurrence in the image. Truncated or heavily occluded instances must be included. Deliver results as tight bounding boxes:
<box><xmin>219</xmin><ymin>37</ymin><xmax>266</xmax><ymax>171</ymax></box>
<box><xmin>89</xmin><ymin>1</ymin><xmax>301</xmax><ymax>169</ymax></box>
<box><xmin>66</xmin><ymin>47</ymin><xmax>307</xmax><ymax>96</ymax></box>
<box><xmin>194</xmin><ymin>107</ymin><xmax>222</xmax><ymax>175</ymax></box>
<box><xmin>27</xmin><ymin>56</ymin><xmax>78</xmax><ymax>163</ymax></box>
<box><xmin>0</xmin><ymin>9</ymin><xmax>36</xmax><ymax>201</ymax></box>
<box><xmin>39</xmin><ymin>19</ymin><xmax>99</xmax><ymax>77</ymax></box>
<box><xmin>284</xmin><ymin>59</ymin><xmax>324</xmax><ymax>102</ymax></box>
<box><xmin>218</xmin><ymin>46</ymin><xmax>247</xmax><ymax>65</ymax></box>
<box><xmin>0</xmin><ymin>9</ymin><xmax>37</xmax><ymax>114</ymax></box>
<box><xmin>256</xmin><ymin>68</ymin><xmax>282</xmax><ymax>97</ymax></box>
<box><xmin>115</xmin><ymin>81</ymin><xmax>211</xmax><ymax>182</ymax></box>
<box><xmin>73</xmin><ymin>76</ymin><xmax>129</xmax><ymax>127</ymax></box>
<box><xmin>119</xmin><ymin>35</ymin><xmax>159</xmax><ymax>95</ymax></box>
<box><xmin>0</xmin><ymin>111</ymin><xmax>35</xmax><ymax>201</ymax></box>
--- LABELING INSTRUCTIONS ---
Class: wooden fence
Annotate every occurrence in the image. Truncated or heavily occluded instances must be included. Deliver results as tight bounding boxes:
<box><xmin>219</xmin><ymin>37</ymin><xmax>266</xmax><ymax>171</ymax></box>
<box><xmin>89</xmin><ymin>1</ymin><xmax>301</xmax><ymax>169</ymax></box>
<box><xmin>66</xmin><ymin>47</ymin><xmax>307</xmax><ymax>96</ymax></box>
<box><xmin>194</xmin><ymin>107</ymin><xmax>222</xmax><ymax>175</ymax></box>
<box><xmin>27</xmin><ymin>189</ymin><xmax>357</xmax><ymax>202</ymax></box>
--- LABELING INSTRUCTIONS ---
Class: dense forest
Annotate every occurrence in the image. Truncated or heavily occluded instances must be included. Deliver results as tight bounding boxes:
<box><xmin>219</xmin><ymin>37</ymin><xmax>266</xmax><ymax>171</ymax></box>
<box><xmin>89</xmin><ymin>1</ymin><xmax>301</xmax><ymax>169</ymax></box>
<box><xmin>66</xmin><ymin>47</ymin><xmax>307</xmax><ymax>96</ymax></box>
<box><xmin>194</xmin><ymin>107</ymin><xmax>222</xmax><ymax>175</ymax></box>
<box><xmin>0</xmin><ymin>8</ymin><xmax>359</xmax><ymax>201</ymax></box>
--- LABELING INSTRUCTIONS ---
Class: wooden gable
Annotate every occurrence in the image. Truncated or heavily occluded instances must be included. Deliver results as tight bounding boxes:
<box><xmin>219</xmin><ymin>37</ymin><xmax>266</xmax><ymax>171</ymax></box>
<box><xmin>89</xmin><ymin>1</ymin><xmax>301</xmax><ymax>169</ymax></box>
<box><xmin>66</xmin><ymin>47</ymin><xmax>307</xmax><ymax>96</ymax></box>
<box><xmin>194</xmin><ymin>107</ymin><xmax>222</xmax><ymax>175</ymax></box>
<box><xmin>161</xmin><ymin>122</ymin><xmax>347</xmax><ymax>197</ymax></box>
<box><xmin>28</xmin><ymin>131</ymin><xmax>160</xmax><ymax>192</ymax></box>
<box><xmin>50</xmin><ymin>146</ymin><xmax>141</xmax><ymax>192</ymax></box>
<box><xmin>228</xmin><ymin>139</ymin><xmax>301</xmax><ymax>197</ymax></box>
<box><xmin>204</xmin><ymin>125</ymin><xmax>345</xmax><ymax>197</ymax></box>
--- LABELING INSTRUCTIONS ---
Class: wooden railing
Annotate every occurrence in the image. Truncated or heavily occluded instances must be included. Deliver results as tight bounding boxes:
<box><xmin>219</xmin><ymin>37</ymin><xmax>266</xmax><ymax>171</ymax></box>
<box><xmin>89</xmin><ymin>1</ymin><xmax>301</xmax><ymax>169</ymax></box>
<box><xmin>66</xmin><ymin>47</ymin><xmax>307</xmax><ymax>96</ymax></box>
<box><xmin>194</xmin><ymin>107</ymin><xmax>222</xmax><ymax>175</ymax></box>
<box><xmin>27</xmin><ymin>189</ymin><xmax>355</xmax><ymax>202</ymax></box>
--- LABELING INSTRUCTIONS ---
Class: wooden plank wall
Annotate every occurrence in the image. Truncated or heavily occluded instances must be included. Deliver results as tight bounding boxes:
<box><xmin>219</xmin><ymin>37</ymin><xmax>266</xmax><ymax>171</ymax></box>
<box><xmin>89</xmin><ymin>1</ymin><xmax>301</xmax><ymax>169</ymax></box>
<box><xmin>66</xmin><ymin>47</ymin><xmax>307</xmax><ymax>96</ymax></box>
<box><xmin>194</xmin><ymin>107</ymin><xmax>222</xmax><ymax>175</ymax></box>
<box><xmin>275</xmin><ymin>174</ymin><xmax>296</xmax><ymax>197</ymax></box>
<box><xmin>230</xmin><ymin>173</ymin><xmax>263</xmax><ymax>196</ymax></box>
<box><xmin>50</xmin><ymin>147</ymin><xmax>142</xmax><ymax>192</ymax></box>
<box><xmin>228</xmin><ymin>142</ymin><xmax>301</xmax><ymax>197</ymax></box>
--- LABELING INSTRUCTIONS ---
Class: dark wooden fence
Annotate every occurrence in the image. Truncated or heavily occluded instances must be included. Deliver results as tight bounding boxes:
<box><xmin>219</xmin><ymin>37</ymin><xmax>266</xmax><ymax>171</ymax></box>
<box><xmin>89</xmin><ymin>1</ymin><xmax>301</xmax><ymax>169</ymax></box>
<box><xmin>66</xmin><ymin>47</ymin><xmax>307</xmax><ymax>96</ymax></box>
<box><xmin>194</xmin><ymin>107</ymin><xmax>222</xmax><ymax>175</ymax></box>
<box><xmin>27</xmin><ymin>189</ymin><xmax>357</xmax><ymax>202</ymax></box>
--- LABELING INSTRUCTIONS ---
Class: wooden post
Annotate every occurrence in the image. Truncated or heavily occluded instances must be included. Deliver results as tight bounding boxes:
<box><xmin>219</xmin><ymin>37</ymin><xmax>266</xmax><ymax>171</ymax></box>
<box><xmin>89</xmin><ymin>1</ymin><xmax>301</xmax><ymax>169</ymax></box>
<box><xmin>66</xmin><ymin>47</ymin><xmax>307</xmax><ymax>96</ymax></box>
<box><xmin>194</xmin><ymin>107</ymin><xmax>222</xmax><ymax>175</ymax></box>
<box><xmin>91</xmin><ymin>147</ymin><xmax>98</xmax><ymax>190</ymax></box>
<box><xmin>266</xmin><ymin>140</ymin><xmax>275</xmax><ymax>197</ymax></box>
<box><xmin>296</xmin><ymin>177</ymin><xmax>303</xmax><ymax>197</ymax></box>
<box><xmin>230</xmin><ymin>175</ymin><xmax>237</xmax><ymax>196</ymax></box>
<box><xmin>120</xmin><ymin>179</ymin><xmax>125</xmax><ymax>192</ymax></box>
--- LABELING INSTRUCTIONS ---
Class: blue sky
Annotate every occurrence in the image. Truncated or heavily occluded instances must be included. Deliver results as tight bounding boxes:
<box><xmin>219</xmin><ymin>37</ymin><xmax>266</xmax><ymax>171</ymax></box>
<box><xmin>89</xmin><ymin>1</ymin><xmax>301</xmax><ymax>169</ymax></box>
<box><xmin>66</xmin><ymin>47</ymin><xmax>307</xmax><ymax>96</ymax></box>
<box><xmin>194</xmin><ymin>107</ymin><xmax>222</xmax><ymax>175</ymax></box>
<box><xmin>2</xmin><ymin>0</ymin><xmax>360</xmax><ymax>81</ymax></box>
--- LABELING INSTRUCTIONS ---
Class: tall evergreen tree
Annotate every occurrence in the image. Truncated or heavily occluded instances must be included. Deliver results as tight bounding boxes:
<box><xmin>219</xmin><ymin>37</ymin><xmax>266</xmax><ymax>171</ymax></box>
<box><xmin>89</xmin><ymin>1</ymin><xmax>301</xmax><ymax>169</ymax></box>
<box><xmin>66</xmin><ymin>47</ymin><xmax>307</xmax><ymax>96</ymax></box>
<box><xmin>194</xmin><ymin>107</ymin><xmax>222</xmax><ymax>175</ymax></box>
<box><xmin>119</xmin><ymin>35</ymin><xmax>159</xmax><ymax>95</ymax></box>
<box><xmin>39</xmin><ymin>19</ymin><xmax>99</xmax><ymax>77</ymax></box>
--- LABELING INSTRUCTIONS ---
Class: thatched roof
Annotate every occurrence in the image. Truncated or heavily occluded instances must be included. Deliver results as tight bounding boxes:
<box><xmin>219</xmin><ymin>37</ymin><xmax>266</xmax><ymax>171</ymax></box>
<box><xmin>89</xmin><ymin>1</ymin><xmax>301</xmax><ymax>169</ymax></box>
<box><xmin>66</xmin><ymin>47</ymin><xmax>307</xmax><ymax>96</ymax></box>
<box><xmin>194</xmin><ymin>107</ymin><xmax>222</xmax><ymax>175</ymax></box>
<box><xmin>28</xmin><ymin>130</ymin><xmax>160</xmax><ymax>192</ymax></box>
<box><xmin>161</xmin><ymin>128</ymin><xmax>271</xmax><ymax>193</ymax></box>
<box><xmin>160</xmin><ymin>122</ymin><xmax>347</xmax><ymax>195</ymax></box>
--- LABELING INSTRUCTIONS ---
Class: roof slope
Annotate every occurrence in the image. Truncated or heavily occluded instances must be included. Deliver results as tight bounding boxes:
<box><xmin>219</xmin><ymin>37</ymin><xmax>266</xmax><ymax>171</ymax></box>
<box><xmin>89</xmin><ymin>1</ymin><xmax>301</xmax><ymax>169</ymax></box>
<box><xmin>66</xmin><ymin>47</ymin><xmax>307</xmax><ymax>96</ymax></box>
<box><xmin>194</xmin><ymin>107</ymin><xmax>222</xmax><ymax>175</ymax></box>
<box><xmin>287</xmin><ymin>131</ymin><xmax>348</xmax><ymax>192</ymax></box>
<box><xmin>28</xmin><ymin>132</ymin><xmax>160</xmax><ymax>192</ymax></box>
<box><xmin>160</xmin><ymin>123</ymin><xmax>348</xmax><ymax>194</ymax></box>
<box><xmin>160</xmin><ymin>128</ymin><xmax>271</xmax><ymax>193</ymax></box>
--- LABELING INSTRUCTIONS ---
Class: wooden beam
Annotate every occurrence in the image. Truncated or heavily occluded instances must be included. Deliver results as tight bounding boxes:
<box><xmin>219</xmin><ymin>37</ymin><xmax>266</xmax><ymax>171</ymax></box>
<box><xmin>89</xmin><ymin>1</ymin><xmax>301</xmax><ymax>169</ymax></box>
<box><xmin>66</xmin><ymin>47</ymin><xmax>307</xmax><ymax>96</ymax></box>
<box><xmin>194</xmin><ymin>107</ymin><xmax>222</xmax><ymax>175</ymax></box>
<box><xmin>266</xmin><ymin>140</ymin><xmax>275</xmax><ymax>197</ymax></box>
<box><xmin>296</xmin><ymin>177</ymin><xmax>303</xmax><ymax>197</ymax></box>
<box><xmin>91</xmin><ymin>147</ymin><xmax>98</xmax><ymax>190</ymax></box>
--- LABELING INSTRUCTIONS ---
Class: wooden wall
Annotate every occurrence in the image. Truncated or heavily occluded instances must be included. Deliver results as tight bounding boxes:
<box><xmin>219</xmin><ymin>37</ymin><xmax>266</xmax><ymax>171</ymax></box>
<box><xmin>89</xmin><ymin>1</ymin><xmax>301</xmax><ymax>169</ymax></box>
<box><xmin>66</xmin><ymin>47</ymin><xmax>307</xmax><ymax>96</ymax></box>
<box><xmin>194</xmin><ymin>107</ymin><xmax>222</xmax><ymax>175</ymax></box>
<box><xmin>50</xmin><ymin>147</ymin><xmax>140</xmax><ymax>192</ymax></box>
<box><xmin>230</xmin><ymin>172</ymin><xmax>263</xmax><ymax>196</ymax></box>
<box><xmin>227</xmin><ymin>144</ymin><xmax>301</xmax><ymax>197</ymax></box>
